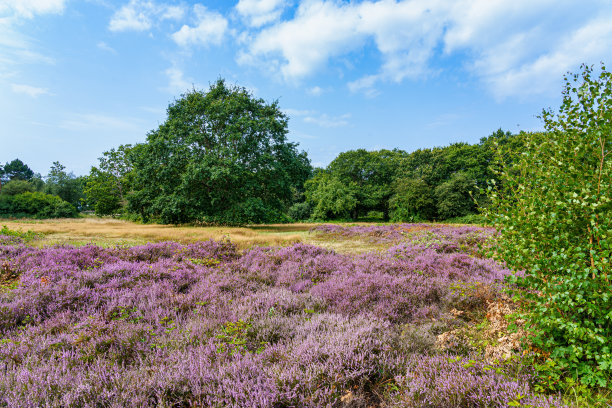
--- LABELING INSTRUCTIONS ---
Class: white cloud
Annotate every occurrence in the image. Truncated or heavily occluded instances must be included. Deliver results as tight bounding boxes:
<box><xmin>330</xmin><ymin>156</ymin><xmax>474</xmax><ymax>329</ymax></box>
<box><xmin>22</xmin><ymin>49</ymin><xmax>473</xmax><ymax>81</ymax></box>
<box><xmin>172</xmin><ymin>5</ymin><xmax>228</xmax><ymax>47</ymax></box>
<box><xmin>347</xmin><ymin>75</ymin><xmax>380</xmax><ymax>97</ymax></box>
<box><xmin>304</xmin><ymin>113</ymin><xmax>351</xmax><ymax>128</ymax></box>
<box><xmin>235</xmin><ymin>0</ymin><xmax>287</xmax><ymax>27</ymax></box>
<box><xmin>11</xmin><ymin>83</ymin><xmax>49</xmax><ymax>97</ymax></box>
<box><xmin>97</xmin><ymin>41</ymin><xmax>116</xmax><ymax>53</ymax></box>
<box><xmin>164</xmin><ymin>66</ymin><xmax>193</xmax><ymax>94</ymax></box>
<box><xmin>470</xmin><ymin>13</ymin><xmax>612</xmax><ymax>99</ymax></box>
<box><xmin>0</xmin><ymin>18</ymin><xmax>55</xmax><ymax>79</ymax></box>
<box><xmin>241</xmin><ymin>1</ymin><xmax>365</xmax><ymax>80</ymax></box>
<box><xmin>60</xmin><ymin>113</ymin><xmax>143</xmax><ymax>132</ymax></box>
<box><xmin>240</xmin><ymin>0</ymin><xmax>612</xmax><ymax>98</ymax></box>
<box><xmin>0</xmin><ymin>0</ymin><xmax>65</xmax><ymax>18</ymax></box>
<box><xmin>109</xmin><ymin>0</ymin><xmax>185</xmax><ymax>32</ymax></box>
<box><xmin>283</xmin><ymin>108</ymin><xmax>315</xmax><ymax>117</ymax></box>
<box><xmin>307</xmin><ymin>85</ymin><xmax>323</xmax><ymax>96</ymax></box>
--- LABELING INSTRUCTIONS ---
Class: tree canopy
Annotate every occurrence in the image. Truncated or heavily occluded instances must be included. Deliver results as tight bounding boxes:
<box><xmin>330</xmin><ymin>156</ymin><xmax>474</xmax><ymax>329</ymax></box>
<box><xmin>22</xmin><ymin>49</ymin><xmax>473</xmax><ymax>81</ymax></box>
<box><xmin>127</xmin><ymin>79</ymin><xmax>311</xmax><ymax>224</ymax></box>
<box><xmin>0</xmin><ymin>159</ymin><xmax>34</xmax><ymax>183</ymax></box>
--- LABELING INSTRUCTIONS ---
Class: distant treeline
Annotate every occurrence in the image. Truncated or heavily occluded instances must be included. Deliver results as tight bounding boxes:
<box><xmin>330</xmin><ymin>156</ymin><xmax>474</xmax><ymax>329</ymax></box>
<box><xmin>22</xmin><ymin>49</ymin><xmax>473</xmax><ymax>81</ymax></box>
<box><xmin>298</xmin><ymin>129</ymin><xmax>525</xmax><ymax>222</ymax></box>
<box><xmin>0</xmin><ymin>160</ymin><xmax>81</xmax><ymax>218</ymax></box>
<box><xmin>1</xmin><ymin>80</ymin><xmax>527</xmax><ymax>224</ymax></box>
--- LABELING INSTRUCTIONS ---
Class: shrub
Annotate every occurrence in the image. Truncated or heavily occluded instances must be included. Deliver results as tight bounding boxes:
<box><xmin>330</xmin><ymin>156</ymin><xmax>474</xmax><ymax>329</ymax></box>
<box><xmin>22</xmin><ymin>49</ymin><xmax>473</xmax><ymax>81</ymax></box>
<box><xmin>0</xmin><ymin>192</ymin><xmax>77</xmax><ymax>218</ymax></box>
<box><xmin>485</xmin><ymin>64</ymin><xmax>612</xmax><ymax>388</ymax></box>
<box><xmin>0</xmin><ymin>180</ymin><xmax>35</xmax><ymax>196</ymax></box>
<box><xmin>287</xmin><ymin>201</ymin><xmax>312</xmax><ymax>221</ymax></box>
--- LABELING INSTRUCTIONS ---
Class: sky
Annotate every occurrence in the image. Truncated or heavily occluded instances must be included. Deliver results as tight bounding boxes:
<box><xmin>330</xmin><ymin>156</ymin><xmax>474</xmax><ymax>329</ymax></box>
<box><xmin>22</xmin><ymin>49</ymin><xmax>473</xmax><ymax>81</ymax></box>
<box><xmin>1</xmin><ymin>0</ymin><xmax>612</xmax><ymax>176</ymax></box>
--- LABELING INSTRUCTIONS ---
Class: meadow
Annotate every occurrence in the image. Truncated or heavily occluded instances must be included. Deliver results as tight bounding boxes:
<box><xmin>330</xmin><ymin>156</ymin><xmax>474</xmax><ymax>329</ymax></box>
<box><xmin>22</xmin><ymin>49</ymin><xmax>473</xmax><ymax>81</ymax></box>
<box><xmin>0</xmin><ymin>220</ymin><xmax>579</xmax><ymax>407</ymax></box>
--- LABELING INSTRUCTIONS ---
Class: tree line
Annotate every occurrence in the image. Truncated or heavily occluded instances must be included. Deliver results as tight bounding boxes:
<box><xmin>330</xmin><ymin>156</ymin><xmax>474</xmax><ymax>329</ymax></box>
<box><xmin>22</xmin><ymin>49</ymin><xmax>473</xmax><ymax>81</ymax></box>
<box><xmin>80</xmin><ymin>80</ymin><xmax>526</xmax><ymax>225</ymax></box>
<box><xmin>0</xmin><ymin>160</ymin><xmax>82</xmax><ymax>218</ymax></box>
<box><xmin>1</xmin><ymin>79</ymin><xmax>527</xmax><ymax>223</ymax></box>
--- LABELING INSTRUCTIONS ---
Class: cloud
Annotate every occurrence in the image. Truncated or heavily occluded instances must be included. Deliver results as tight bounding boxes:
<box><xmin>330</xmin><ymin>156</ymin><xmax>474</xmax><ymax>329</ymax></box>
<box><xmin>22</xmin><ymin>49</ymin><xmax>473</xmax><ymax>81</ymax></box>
<box><xmin>0</xmin><ymin>20</ymin><xmax>55</xmax><ymax>79</ymax></box>
<box><xmin>11</xmin><ymin>83</ymin><xmax>50</xmax><ymax>97</ymax></box>
<box><xmin>240</xmin><ymin>1</ymin><xmax>365</xmax><ymax>80</ymax></box>
<box><xmin>164</xmin><ymin>66</ymin><xmax>193</xmax><ymax>94</ymax></box>
<box><xmin>469</xmin><ymin>13</ymin><xmax>612</xmax><ymax>99</ymax></box>
<box><xmin>109</xmin><ymin>0</ymin><xmax>185</xmax><ymax>32</ymax></box>
<box><xmin>60</xmin><ymin>113</ymin><xmax>143</xmax><ymax>132</ymax></box>
<box><xmin>235</xmin><ymin>0</ymin><xmax>288</xmax><ymax>27</ymax></box>
<box><xmin>172</xmin><ymin>5</ymin><xmax>228</xmax><ymax>47</ymax></box>
<box><xmin>240</xmin><ymin>0</ymin><xmax>612</xmax><ymax>98</ymax></box>
<box><xmin>347</xmin><ymin>75</ymin><xmax>380</xmax><ymax>97</ymax></box>
<box><xmin>0</xmin><ymin>0</ymin><xmax>64</xmax><ymax>77</ymax></box>
<box><xmin>97</xmin><ymin>41</ymin><xmax>116</xmax><ymax>53</ymax></box>
<box><xmin>304</xmin><ymin>113</ymin><xmax>351</xmax><ymax>128</ymax></box>
<box><xmin>283</xmin><ymin>108</ymin><xmax>315</xmax><ymax>117</ymax></box>
<box><xmin>307</xmin><ymin>85</ymin><xmax>323</xmax><ymax>96</ymax></box>
<box><xmin>0</xmin><ymin>0</ymin><xmax>66</xmax><ymax>18</ymax></box>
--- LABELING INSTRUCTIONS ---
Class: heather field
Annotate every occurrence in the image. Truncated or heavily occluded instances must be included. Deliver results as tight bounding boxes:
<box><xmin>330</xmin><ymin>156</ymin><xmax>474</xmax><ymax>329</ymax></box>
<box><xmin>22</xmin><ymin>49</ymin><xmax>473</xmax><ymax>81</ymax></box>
<box><xmin>0</xmin><ymin>224</ymin><xmax>569</xmax><ymax>407</ymax></box>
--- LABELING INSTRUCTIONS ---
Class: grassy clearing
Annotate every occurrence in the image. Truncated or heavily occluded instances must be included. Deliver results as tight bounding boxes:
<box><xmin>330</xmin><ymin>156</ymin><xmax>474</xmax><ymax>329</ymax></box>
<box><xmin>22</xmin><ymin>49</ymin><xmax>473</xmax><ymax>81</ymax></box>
<box><xmin>0</xmin><ymin>218</ymin><xmax>308</xmax><ymax>249</ymax></box>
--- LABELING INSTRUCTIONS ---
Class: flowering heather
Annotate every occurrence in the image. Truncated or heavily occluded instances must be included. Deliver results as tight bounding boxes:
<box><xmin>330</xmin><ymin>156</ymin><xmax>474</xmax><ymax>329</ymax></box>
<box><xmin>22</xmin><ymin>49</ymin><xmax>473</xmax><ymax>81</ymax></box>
<box><xmin>0</xmin><ymin>230</ymin><xmax>565</xmax><ymax>407</ymax></box>
<box><xmin>311</xmin><ymin>223</ymin><xmax>495</xmax><ymax>255</ymax></box>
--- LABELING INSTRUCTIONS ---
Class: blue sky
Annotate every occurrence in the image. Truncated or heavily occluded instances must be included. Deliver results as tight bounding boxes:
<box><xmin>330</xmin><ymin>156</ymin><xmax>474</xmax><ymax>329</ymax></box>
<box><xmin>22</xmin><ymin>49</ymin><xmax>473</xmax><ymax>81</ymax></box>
<box><xmin>1</xmin><ymin>0</ymin><xmax>612</xmax><ymax>176</ymax></box>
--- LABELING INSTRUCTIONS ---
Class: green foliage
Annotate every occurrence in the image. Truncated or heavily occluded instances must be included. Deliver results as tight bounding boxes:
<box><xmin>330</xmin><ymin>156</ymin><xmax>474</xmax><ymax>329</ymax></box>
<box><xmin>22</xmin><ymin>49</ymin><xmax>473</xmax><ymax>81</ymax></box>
<box><xmin>44</xmin><ymin>162</ymin><xmax>85</xmax><ymax>210</ymax></box>
<box><xmin>304</xmin><ymin>133</ymin><xmax>523</xmax><ymax>222</ymax></box>
<box><xmin>485</xmin><ymin>64</ymin><xmax>612</xmax><ymax>388</ymax></box>
<box><xmin>325</xmin><ymin>149</ymin><xmax>405</xmax><ymax>219</ymax></box>
<box><xmin>127</xmin><ymin>79</ymin><xmax>311</xmax><ymax>225</ymax></box>
<box><xmin>85</xmin><ymin>145</ymin><xmax>134</xmax><ymax>216</ymax></box>
<box><xmin>84</xmin><ymin>167</ymin><xmax>123</xmax><ymax>216</ymax></box>
<box><xmin>0</xmin><ymin>180</ymin><xmax>35</xmax><ymax>196</ymax></box>
<box><xmin>0</xmin><ymin>158</ymin><xmax>34</xmax><ymax>183</ymax></box>
<box><xmin>215</xmin><ymin>319</ymin><xmax>267</xmax><ymax>355</ymax></box>
<box><xmin>305</xmin><ymin>173</ymin><xmax>358</xmax><ymax>220</ymax></box>
<box><xmin>287</xmin><ymin>201</ymin><xmax>312</xmax><ymax>221</ymax></box>
<box><xmin>0</xmin><ymin>225</ymin><xmax>41</xmax><ymax>242</ymax></box>
<box><xmin>434</xmin><ymin>172</ymin><xmax>477</xmax><ymax>219</ymax></box>
<box><xmin>389</xmin><ymin>177</ymin><xmax>435</xmax><ymax>221</ymax></box>
<box><xmin>0</xmin><ymin>192</ymin><xmax>77</xmax><ymax>218</ymax></box>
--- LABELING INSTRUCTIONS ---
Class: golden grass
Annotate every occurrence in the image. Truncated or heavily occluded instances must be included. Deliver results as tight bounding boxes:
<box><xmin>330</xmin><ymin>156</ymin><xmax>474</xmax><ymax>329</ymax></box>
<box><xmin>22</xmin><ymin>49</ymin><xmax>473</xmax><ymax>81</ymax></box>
<box><xmin>0</xmin><ymin>218</ymin><xmax>311</xmax><ymax>249</ymax></box>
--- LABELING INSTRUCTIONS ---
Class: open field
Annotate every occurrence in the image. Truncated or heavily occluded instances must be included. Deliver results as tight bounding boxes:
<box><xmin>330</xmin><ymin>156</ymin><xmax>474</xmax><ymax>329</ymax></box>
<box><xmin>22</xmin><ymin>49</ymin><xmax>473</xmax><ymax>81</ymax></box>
<box><xmin>0</xmin><ymin>220</ymin><xmax>607</xmax><ymax>407</ymax></box>
<box><xmin>0</xmin><ymin>218</ymin><xmax>481</xmax><ymax>253</ymax></box>
<box><xmin>0</xmin><ymin>218</ymin><xmax>311</xmax><ymax>249</ymax></box>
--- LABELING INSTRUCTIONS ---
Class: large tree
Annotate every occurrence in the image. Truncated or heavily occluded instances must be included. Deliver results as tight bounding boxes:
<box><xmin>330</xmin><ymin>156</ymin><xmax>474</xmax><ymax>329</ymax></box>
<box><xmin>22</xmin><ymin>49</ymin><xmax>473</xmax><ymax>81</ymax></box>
<box><xmin>128</xmin><ymin>80</ymin><xmax>311</xmax><ymax>224</ymax></box>
<box><xmin>0</xmin><ymin>159</ymin><xmax>34</xmax><ymax>183</ymax></box>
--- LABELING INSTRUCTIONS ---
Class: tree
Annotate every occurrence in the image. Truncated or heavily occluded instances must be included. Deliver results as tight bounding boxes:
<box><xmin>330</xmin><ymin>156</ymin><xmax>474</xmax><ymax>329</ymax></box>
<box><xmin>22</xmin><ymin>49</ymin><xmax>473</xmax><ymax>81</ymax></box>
<box><xmin>434</xmin><ymin>172</ymin><xmax>476</xmax><ymax>219</ymax></box>
<box><xmin>128</xmin><ymin>79</ymin><xmax>311</xmax><ymax>225</ymax></box>
<box><xmin>84</xmin><ymin>168</ymin><xmax>122</xmax><ymax>216</ymax></box>
<box><xmin>389</xmin><ymin>177</ymin><xmax>435</xmax><ymax>221</ymax></box>
<box><xmin>84</xmin><ymin>145</ymin><xmax>134</xmax><ymax>216</ymax></box>
<box><xmin>485</xmin><ymin>64</ymin><xmax>612</xmax><ymax>388</ymax></box>
<box><xmin>1</xmin><ymin>159</ymin><xmax>34</xmax><ymax>183</ymax></box>
<box><xmin>305</xmin><ymin>173</ymin><xmax>358</xmax><ymax>220</ymax></box>
<box><xmin>325</xmin><ymin>149</ymin><xmax>406</xmax><ymax>220</ymax></box>
<box><xmin>44</xmin><ymin>161</ymin><xmax>85</xmax><ymax>210</ymax></box>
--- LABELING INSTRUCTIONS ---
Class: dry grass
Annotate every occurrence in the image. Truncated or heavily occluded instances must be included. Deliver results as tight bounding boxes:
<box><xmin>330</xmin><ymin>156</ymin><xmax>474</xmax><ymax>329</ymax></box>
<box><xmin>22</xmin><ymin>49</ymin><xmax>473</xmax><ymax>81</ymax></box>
<box><xmin>0</xmin><ymin>218</ymin><xmax>312</xmax><ymax>249</ymax></box>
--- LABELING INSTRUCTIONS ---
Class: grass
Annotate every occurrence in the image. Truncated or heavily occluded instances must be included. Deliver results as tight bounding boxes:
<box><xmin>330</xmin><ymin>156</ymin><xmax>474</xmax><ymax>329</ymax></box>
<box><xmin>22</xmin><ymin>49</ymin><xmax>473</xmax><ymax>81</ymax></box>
<box><xmin>0</xmin><ymin>218</ymin><xmax>308</xmax><ymax>249</ymax></box>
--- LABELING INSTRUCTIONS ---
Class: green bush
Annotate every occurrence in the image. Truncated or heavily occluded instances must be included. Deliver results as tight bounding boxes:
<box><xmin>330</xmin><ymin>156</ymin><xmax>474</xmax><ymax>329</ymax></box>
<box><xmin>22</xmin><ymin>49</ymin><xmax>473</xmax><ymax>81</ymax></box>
<box><xmin>0</xmin><ymin>192</ymin><xmax>77</xmax><ymax>218</ymax></box>
<box><xmin>288</xmin><ymin>201</ymin><xmax>312</xmax><ymax>221</ymax></box>
<box><xmin>0</xmin><ymin>180</ymin><xmax>35</xmax><ymax>196</ymax></box>
<box><xmin>486</xmin><ymin>64</ymin><xmax>611</xmax><ymax>388</ymax></box>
